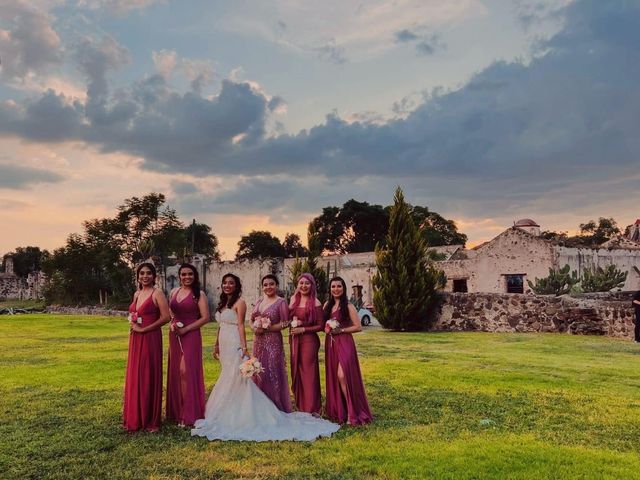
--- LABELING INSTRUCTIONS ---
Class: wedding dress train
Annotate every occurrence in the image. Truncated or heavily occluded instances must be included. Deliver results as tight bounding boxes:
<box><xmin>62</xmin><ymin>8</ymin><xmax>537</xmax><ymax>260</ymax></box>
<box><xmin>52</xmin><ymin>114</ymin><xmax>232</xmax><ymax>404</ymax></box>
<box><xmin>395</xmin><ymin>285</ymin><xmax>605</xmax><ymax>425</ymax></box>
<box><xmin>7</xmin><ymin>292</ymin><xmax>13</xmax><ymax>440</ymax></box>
<box><xmin>191</xmin><ymin>308</ymin><xmax>339</xmax><ymax>441</ymax></box>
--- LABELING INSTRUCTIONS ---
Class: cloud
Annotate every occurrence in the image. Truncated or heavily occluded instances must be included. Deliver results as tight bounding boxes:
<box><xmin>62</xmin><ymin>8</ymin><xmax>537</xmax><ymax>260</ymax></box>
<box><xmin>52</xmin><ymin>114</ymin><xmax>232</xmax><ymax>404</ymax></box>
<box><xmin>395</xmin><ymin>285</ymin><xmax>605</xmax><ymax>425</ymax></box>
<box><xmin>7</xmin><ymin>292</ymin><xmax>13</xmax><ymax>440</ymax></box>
<box><xmin>0</xmin><ymin>1</ymin><xmax>63</xmax><ymax>84</ymax></box>
<box><xmin>1</xmin><ymin>0</ymin><xmax>639</xmax><ymax>224</ymax></box>
<box><xmin>0</xmin><ymin>163</ymin><xmax>64</xmax><ymax>189</ymax></box>
<box><xmin>393</xmin><ymin>27</ymin><xmax>446</xmax><ymax>56</ymax></box>
<box><xmin>222</xmin><ymin>0</ymin><xmax>483</xmax><ymax>61</ymax></box>
<box><xmin>72</xmin><ymin>34</ymin><xmax>130</xmax><ymax>102</ymax></box>
<box><xmin>152</xmin><ymin>49</ymin><xmax>178</xmax><ymax>78</ymax></box>
<box><xmin>75</xmin><ymin>0</ymin><xmax>164</xmax><ymax>15</ymax></box>
<box><xmin>314</xmin><ymin>40</ymin><xmax>348</xmax><ymax>64</ymax></box>
<box><xmin>415</xmin><ymin>34</ymin><xmax>445</xmax><ymax>55</ymax></box>
<box><xmin>394</xmin><ymin>29</ymin><xmax>420</xmax><ymax>43</ymax></box>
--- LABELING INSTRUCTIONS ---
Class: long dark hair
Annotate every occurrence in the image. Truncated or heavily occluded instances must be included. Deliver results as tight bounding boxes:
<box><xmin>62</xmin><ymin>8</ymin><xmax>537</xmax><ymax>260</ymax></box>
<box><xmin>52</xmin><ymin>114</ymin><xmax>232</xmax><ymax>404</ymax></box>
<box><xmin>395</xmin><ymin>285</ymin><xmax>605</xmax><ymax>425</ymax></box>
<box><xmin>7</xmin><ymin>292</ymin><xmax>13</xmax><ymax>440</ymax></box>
<box><xmin>178</xmin><ymin>263</ymin><xmax>201</xmax><ymax>301</ymax></box>
<box><xmin>324</xmin><ymin>276</ymin><xmax>349</xmax><ymax>323</ymax></box>
<box><xmin>136</xmin><ymin>262</ymin><xmax>157</xmax><ymax>290</ymax></box>
<box><xmin>218</xmin><ymin>273</ymin><xmax>242</xmax><ymax>312</ymax></box>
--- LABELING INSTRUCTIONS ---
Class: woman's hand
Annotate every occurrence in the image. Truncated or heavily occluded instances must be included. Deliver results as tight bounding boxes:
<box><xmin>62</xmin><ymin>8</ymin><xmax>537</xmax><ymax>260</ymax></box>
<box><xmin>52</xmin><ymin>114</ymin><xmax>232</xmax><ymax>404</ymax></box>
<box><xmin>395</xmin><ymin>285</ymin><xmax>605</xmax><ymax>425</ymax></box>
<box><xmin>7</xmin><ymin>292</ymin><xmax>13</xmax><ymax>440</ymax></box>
<box><xmin>213</xmin><ymin>344</ymin><xmax>220</xmax><ymax>360</ymax></box>
<box><xmin>130</xmin><ymin>324</ymin><xmax>145</xmax><ymax>334</ymax></box>
<box><xmin>290</xmin><ymin>327</ymin><xmax>305</xmax><ymax>335</ymax></box>
<box><xmin>255</xmin><ymin>326</ymin><xmax>265</xmax><ymax>335</ymax></box>
<box><xmin>331</xmin><ymin>327</ymin><xmax>343</xmax><ymax>335</ymax></box>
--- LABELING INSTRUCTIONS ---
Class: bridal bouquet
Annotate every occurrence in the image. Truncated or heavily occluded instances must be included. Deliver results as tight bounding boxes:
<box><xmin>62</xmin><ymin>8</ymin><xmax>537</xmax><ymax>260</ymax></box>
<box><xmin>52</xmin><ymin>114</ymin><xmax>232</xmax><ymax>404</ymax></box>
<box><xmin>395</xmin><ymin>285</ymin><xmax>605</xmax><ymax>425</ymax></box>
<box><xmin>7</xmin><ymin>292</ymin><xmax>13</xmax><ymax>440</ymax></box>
<box><xmin>252</xmin><ymin>316</ymin><xmax>271</xmax><ymax>330</ymax></box>
<box><xmin>127</xmin><ymin>312</ymin><xmax>143</xmax><ymax>325</ymax></box>
<box><xmin>325</xmin><ymin>319</ymin><xmax>340</xmax><ymax>334</ymax></box>
<box><xmin>239</xmin><ymin>357</ymin><xmax>264</xmax><ymax>379</ymax></box>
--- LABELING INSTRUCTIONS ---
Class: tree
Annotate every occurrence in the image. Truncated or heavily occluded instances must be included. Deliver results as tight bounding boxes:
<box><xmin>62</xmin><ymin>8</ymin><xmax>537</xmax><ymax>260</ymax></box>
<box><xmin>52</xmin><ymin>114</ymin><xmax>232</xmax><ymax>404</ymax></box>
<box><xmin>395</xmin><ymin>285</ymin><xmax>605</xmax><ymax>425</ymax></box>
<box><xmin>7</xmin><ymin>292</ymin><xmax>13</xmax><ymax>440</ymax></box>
<box><xmin>372</xmin><ymin>187</ymin><xmax>445</xmax><ymax>331</ymax></box>
<box><xmin>307</xmin><ymin>206</ymin><xmax>346</xmax><ymax>254</ymax></box>
<box><xmin>410</xmin><ymin>206</ymin><xmax>467</xmax><ymax>247</ymax></box>
<box><xmin>236</xmin><ymin>231</ymin><xmax>285</xmax><ymax>260</ymax></box>
<box><xmin>4</xmin><ymin>246</ymin><xmax>50</xmax><ymax>278</ymax></box>
<box><xmin>185</xmin><ymin>221</ymin><xmax>221</xmax><ymax>260</ymax></box>
<box><xmin>308</xmin><ymin>199</ymin><xmax>466</xmax><ymax>254</ymax></box>
<box><xmin>581</xmin><ymin>265</ymin><xmax>628</xmax><ymax>292</ymax></box>
<box><xmin>527</xmin><ymin>264</ymin><xmax>579</xmax><ymax>295</ymax></box>
<box><xmin>578</xmin><ymin>217</ymin><xmax>620</xmax><ymax>247</ymax></box>
<box><xmin>282</xmin><ymin>233</ymin><xmax>309</xmax><ymax>258</ymax></box>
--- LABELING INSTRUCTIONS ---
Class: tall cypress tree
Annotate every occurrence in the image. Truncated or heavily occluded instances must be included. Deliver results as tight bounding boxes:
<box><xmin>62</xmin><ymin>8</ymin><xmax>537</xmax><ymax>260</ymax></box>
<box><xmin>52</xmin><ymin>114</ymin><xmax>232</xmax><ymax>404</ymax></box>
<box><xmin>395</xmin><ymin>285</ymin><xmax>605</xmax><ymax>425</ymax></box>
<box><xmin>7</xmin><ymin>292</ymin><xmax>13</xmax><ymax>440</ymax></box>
<box><xmin>372</xmin><ymin>187</ymin><xmax>445</xmax><ymax>331</ymax></box>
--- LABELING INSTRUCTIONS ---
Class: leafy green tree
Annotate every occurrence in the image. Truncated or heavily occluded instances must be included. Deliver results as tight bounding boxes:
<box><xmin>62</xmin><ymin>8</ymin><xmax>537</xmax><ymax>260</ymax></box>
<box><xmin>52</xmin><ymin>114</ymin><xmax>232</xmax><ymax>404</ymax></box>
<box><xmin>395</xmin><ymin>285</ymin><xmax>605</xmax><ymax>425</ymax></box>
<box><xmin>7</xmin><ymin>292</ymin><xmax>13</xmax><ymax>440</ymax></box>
<box><xmin>410</xmin><ymin>206</ymin><xmax>467</xmax><ymax>247</ymax></box>
<box><xmin>578</xmin><ymin>217</ymin><xmax>620</xmax><ymax>246</ymax></box>
<box><xmin>185</xmin><ymin>221</ymin><xmax>221</xmax><ymax>260</ymax></box>
<box><xmin>527</xmin><ymin>264</ymin><xmax>579</xmax><ymax>295</ymax></box>
<box><xmin>581</xmin><ymin>265</ymin><xmax>628</xmax><ymax>292</ymax></box>
<box><xmin>283</xmin><ymin>233</ymin><xmax>309</xmax><ymax>258</ymax></box>
<box><xmin>372</xmin><ymin>187</ymin><xmax>445</xmax><ymax>331</ymax></box>
<box><xmin>3</xmin><ymin>246</ymin><xmax>50</xmax><ymax>278</ymax></box>
<box><xmin>307</xmin><ymin>206</ymin><xmax>347</xmax><ymax>254</ymax></box>
<box><xmin>308</xmin><ymin>199</ymin><xmax>466</xmax><ymax>254</ymax></box>
<box><xmin>236</xmin><ymin>231</ymin><xmax>285</xmax><ymax>260</ymax></box>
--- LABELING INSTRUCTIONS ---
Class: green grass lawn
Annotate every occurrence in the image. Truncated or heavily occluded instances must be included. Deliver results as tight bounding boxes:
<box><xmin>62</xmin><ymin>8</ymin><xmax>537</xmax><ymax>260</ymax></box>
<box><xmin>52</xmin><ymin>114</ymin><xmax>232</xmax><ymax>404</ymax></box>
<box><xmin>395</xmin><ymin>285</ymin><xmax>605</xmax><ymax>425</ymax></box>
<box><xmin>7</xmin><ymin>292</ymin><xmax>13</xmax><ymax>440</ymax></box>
<box><xmin>2</xmin><ymin>315</ymin><xmax>640</xmax><ymax>479</ymax></box>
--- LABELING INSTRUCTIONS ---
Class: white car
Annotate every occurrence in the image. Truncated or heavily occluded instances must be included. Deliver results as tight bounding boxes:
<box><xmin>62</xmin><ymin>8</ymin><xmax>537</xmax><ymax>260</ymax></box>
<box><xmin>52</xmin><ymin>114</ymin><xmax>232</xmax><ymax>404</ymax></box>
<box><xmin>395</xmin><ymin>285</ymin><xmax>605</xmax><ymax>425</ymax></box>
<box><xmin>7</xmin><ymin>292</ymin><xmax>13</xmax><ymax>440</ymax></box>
<box><xmin>358</xmin><ymin>308</ymin><xmax>373</xmax><ymax>326</ymax></box>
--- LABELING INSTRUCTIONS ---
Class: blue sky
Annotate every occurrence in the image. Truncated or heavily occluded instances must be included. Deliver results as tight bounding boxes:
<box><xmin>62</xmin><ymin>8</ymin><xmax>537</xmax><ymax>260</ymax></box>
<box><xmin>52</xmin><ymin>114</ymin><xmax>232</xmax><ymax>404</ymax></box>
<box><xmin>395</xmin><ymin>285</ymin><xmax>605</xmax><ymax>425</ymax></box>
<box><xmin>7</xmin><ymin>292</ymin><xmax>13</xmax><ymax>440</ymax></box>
<box><xmin>1</xmin><ymin>0</ymin><xmax>638</xmax><ymax>258</ymax></box>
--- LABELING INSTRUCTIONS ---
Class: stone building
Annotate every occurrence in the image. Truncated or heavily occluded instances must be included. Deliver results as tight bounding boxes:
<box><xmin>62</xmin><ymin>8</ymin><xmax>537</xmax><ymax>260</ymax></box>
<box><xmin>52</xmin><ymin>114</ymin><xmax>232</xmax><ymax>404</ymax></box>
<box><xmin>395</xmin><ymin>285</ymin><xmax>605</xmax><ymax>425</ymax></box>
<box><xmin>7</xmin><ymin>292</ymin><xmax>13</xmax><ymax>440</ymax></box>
<box><xmin>439</xmin><ymin>219</ymin><xmax>640</xmax><ymax>294</ymax></box>
<box><xmin>0</xmin><ymin>255</ymin><xmax>45</xmax><ymax>300</ymax></box>
<box><xmin>160</xmin><ymin>218</ymin><xmax>640</xmax><ymax>310</ymax></box>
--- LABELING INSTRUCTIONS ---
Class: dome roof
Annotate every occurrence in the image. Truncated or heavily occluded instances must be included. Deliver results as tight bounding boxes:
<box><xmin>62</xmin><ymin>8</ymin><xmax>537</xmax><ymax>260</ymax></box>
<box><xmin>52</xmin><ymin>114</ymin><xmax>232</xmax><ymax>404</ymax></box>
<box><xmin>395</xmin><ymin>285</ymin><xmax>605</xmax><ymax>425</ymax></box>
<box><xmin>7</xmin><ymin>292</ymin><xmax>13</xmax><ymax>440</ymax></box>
<box><xmin>514</xmin><ymin>218</ymin><xmax>539</xmax><ymax>227</ymax></box>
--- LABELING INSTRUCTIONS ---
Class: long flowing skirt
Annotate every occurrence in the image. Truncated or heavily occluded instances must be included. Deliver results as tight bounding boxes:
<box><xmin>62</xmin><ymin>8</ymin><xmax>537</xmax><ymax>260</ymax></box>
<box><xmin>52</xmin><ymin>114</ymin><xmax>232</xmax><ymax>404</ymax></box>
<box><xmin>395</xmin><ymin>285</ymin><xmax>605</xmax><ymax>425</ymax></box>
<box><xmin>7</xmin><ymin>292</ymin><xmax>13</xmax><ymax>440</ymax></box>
<box><xmin>166</xmin><ymin>329</ymin><xmax>206</xmax><ymax>426</ymax></box>
<box><xmin>252</xmin><ymin>331</ymin><xmax>292</xmax><ymax>412</ymax></box>
<box><xmin>325</xmin><ymin>333</ymin><xmax>373</xmax><ymax>426</ymax></box>
<box><xmin>123</xmin><ymin>330</ymin><xmax>163</xmax><ymax>431</ymax></box>
<box><xmin>291</xmin><ymin>333</ymin><xmax>321</xmax><ymax>414</ymax></box>
<box><xmin>191</xmin><ymin>323</ymin><xmax>339</xmax><ymax>441</ymax></box>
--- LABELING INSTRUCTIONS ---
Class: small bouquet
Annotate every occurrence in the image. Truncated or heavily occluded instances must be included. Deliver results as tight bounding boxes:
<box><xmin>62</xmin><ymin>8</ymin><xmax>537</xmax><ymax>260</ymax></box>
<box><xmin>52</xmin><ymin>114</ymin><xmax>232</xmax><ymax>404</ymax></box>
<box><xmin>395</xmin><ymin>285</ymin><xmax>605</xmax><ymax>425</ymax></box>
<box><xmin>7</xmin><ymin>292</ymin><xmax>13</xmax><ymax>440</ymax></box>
<box><xmin>128</xmin><ymin>312</ymin><xmax>143</xmax><ymax>326</ymax></box>
<box><xmin>239</xmin><ymin>357</ymin><xmax>264</xmax><ymax>379</ymax></box>
<box><xmin>290</xmin><ymin>317</ymin><xmax>300</xmax><ymax>329</ymax></box>
<box><xmin>252</xmin><ymin>316</ymin><xmax>271</xmax><ymax>331</ymax></box>
<box><xmin>169</xmin><ymin>320</ymin><xmax>184</xmax><ymax>332</ymax></box>
<box><xmin>170</xmin><ymin>319</ymin><xmax>185</xmax><ymax>353</ymax></box>
<box><xmin>325</xmin><ymin>318</ymin><xmax>340</xmax><ymax>334</ymax></box>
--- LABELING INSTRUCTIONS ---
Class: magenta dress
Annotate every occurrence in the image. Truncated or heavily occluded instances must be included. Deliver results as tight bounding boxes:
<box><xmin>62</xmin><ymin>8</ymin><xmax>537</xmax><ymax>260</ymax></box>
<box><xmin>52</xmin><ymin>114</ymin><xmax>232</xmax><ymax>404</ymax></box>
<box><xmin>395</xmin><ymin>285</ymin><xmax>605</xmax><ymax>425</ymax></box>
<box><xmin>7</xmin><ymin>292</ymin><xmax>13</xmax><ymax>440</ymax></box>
<box><xmin>325</xmin><ymin>309</ymin><xmax>373</xmax><ymax>426</ymax></box>
<box><xmin>251</xmin><ymin>297</ymin><xmax>292</xmax><ymax>413</ymax></box>
<box><xmin>290</xmin><ymin>305</ymin><xmax>323</xmax><ymax>414</ymax></box>
<box><xmin>166</xmin><ymin>291</ymin><xmax>206</xmax><ymax>426</ymax></box>
<box><xmin>123</xmin><ymin>292</ymin><xmax>163</xmax><ymax>432</ymax></box>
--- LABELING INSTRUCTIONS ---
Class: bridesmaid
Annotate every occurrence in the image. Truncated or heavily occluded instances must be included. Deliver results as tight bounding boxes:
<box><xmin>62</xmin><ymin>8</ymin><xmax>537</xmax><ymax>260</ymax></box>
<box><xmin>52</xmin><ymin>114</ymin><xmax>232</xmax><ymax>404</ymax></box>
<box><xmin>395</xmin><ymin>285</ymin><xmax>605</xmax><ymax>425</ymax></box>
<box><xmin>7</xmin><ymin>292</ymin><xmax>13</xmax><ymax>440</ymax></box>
<box><xmin>323</xmin><ymin>276</ymin><xmax>373</xmax><ymax>426</ymax></box>
<box><xmin>123</xmin><ymin>262</ymin><xmax>170</xmax><ymax>432</ymax></box>
<box><xmin>166</xmin><ymin>264</ymin><xmax>210</xmax><ymax>427</ymax></box>
<box><xmin>251</xmin><ymin>274</ymin><xmax>292</xmax><ymax>413</ymax></box>
<box><xmin>289</xmin><ymin>273</ymin><xmax>323</xmax><ymax>414</ymax></box>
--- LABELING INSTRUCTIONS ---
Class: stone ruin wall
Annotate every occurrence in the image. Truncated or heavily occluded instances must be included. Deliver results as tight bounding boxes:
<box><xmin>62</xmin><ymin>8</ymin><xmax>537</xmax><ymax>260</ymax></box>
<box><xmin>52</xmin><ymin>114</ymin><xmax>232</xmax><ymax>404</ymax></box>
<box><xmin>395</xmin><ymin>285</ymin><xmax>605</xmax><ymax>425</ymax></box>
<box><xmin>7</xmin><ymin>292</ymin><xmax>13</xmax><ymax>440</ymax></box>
<box><xmin>435</xmin><ymin>292</ymin><xmax>636</xmax><ymax>340</ymax></box>
<box><xmin>0</xmin><ymin>271</ymin><xmax>45</xmax><ymax>300</ymax></box>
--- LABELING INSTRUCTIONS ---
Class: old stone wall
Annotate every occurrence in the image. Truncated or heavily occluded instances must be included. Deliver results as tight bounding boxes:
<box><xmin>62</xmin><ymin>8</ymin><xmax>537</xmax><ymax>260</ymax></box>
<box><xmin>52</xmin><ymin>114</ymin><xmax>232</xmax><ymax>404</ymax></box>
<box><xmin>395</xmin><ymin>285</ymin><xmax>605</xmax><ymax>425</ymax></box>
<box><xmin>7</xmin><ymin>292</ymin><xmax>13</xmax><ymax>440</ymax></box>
<box><xmin>164</xmin><ymin>257</ymin><xmax>286</xmax><ymax>311</ymax></box>
<box><xmin>435</xmin><ymin>292</ymin><xmax>636</xmax><ymax>340</ymax></box>
<box><xmin>0</xmin><ymin>271</ymin><xmax>45</xmax><ymax>300</ymax></box>
<box><xmin>45</xmin><ymin>305</ymin><xmax>128</xmax><ymax>316</ymax></box>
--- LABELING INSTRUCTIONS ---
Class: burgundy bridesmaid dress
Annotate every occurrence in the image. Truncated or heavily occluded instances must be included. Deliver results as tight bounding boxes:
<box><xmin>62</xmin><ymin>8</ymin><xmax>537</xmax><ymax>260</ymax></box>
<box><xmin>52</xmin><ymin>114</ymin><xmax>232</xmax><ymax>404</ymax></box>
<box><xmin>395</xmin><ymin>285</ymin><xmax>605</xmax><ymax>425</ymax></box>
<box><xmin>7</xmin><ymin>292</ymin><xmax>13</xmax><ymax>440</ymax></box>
<box><xmin>290</xmin><ymin>305</ymin><xmax>322</xmax><ymax>414</ymax></box>
<box><xmin>251</xmin><ymin>297</ymin><xmax>292</xmax><ymax>413</ymax></box>
<box><xmin>324</xmin><ymin>309</ymin><xmax>373</xmax><ymax>426</ymax></box>
<box><xmin>166</xmin><ymin>291</ymin><xmax>206</xmax><ymax>426</ymax></box>
<box><xmin>123</xmin><ymin>292</ymin><xmax>163</xmax><ymax>432</ymax></box>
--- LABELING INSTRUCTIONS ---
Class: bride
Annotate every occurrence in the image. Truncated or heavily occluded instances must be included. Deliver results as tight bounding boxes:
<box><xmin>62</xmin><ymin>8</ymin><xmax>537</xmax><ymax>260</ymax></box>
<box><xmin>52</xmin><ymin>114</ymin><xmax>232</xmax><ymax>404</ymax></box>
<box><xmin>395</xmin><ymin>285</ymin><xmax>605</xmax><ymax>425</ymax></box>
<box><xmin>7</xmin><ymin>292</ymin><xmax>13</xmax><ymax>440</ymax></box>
<box><xmin>191</xmin><ymin>273</ymin><xmax>339</xmax><ymax>442</ymax></box>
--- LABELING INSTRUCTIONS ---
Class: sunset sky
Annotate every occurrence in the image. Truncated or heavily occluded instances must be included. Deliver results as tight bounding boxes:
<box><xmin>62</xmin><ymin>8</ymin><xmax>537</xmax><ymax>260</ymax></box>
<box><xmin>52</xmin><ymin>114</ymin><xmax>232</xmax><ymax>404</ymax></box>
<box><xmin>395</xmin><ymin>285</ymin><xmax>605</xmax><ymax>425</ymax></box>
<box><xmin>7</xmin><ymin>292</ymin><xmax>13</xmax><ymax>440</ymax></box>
<box><xmin>1</xmin><ymin>0</ymin><xmax>639</xmax><ymax>259</ymax></box>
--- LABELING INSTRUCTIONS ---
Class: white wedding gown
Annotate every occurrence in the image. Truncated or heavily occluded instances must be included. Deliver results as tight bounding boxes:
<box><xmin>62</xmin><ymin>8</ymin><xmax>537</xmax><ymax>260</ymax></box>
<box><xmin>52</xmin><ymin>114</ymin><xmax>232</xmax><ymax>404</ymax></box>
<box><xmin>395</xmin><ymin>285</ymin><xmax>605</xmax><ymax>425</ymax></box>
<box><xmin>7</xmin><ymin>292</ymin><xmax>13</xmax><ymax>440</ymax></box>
<box><xmin>191</xmin><ymin>308</ymin><xmax>340</xmax><ymax>441</ymax></box>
